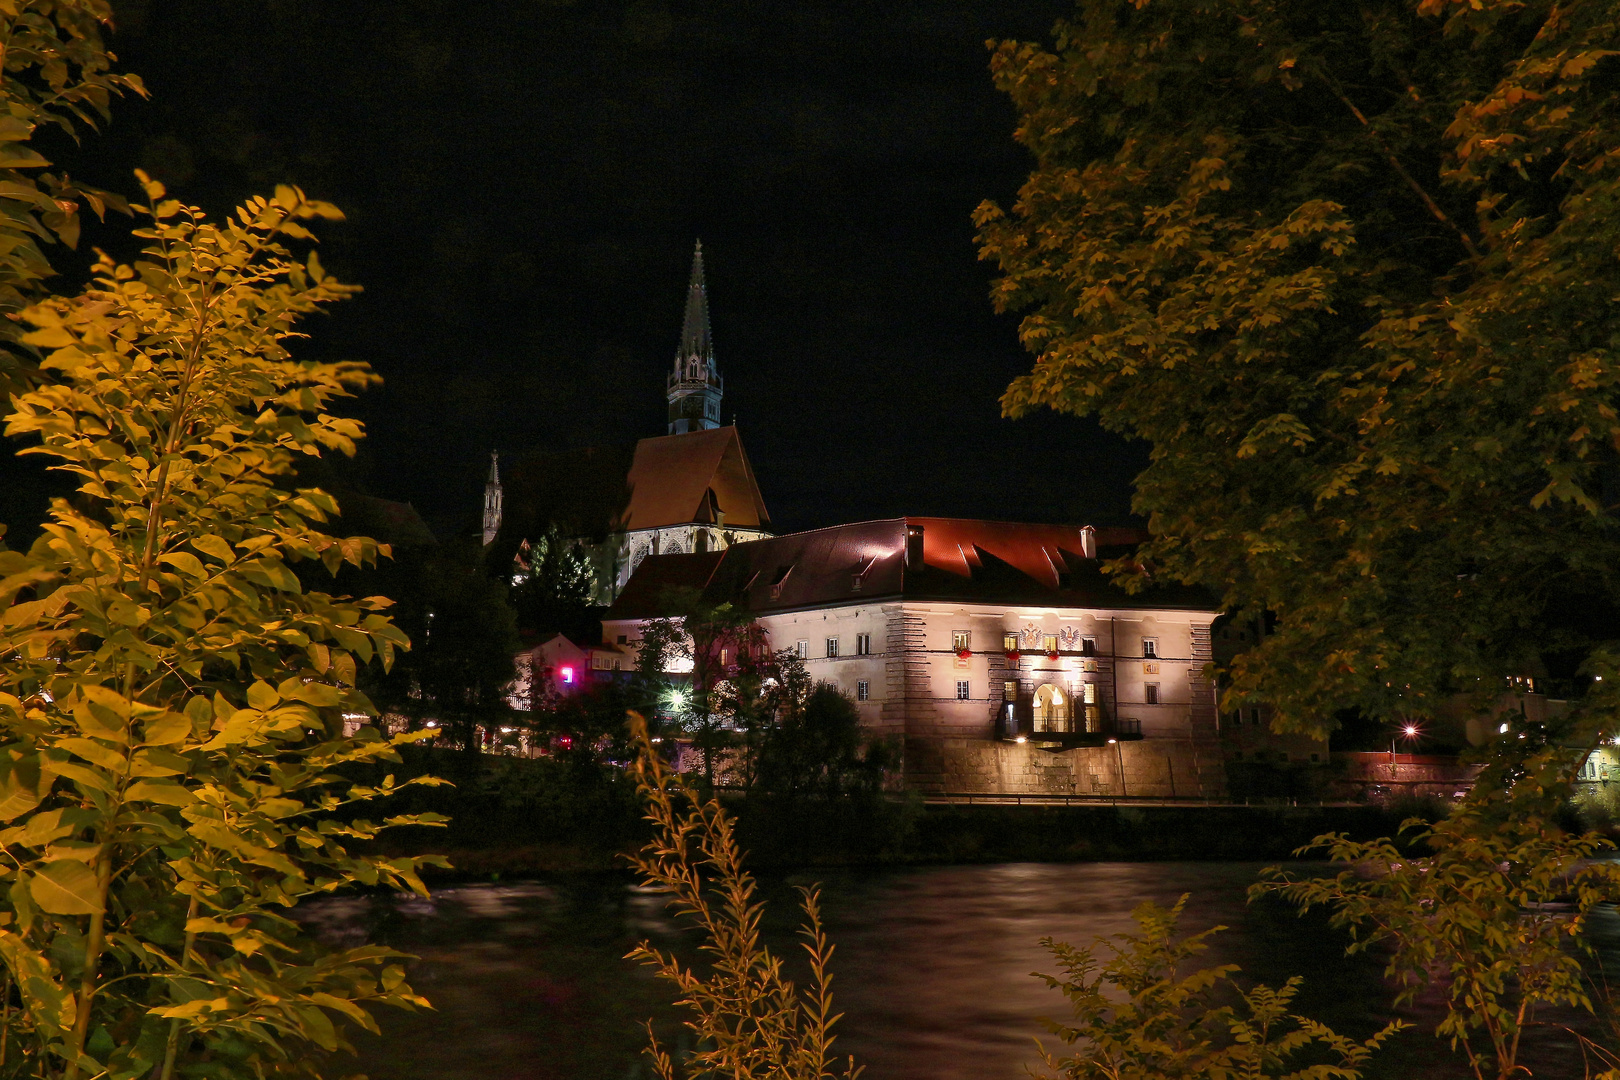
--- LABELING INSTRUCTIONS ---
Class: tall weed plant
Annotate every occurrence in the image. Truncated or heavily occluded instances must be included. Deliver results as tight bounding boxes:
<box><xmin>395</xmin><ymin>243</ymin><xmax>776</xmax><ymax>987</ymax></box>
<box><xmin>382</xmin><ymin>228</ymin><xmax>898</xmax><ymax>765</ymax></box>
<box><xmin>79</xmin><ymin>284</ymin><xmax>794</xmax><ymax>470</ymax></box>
<box><xmin>625</xmin><ymin>713</ymin><xmax>861</xmax><ymax>1080</ymax></box>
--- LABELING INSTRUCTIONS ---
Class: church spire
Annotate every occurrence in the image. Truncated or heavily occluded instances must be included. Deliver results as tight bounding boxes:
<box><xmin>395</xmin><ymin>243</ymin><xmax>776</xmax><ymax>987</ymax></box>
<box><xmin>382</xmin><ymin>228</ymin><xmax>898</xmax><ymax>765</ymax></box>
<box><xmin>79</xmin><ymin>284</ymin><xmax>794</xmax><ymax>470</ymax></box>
<box><xmin>667</xmin><ymin>239</ymin><xmax>724</xmax><ymax>434</ymax></box>
<box><xmin>678</xmin><ymin>240</ymin><xmax>713</xmax><ymax>365</ymax></box>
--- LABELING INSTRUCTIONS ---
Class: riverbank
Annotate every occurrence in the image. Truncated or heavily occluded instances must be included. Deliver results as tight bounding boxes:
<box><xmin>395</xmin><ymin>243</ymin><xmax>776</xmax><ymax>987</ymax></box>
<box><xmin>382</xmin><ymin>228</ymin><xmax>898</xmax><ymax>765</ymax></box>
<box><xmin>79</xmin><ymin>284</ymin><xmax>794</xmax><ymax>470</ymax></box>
<box><xmin>353</xmin><ymin>748</ymin><xmax>1458</xmax><ymax>881</ymax></box>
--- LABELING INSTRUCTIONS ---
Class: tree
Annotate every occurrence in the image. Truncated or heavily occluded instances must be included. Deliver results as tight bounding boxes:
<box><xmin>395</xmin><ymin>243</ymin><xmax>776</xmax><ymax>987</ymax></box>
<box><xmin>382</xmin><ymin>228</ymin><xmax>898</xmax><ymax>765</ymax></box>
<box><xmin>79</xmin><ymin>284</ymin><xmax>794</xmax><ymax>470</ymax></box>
<box><xmin>0</xmin><ymin>2</ymin><xmax>143</xmax><ymax>401</ymax></box>
<box><xmin>1031</xmin><ymin>895</ymin><xmax>1400</xmax><ymax>1080</ymax></box>
<box><xmin>975</xmin><ymin>0</ymin><xmax>1620</xmax><ymax>734</ymax></box>
<box><xmin>751</xmin><ymin>673</ymin><xmax>892</xmax><ymax>799</ymax></box>
<box><xmin>638</xmin><ymin>589</ymin><xmax>770</xmax><ymax>787</ymax></box>
<box><xmin>361</xmin><ymin>538</ymin><xmax>519</xmax><ymax>756</ymax></box>
<box><xmin>1256</xmin><ymin>734</ymin><xmax>1620</xmax><ymax>1080</ymax></box>
<box><xmin>0</xmin><ymin>178</ymin><xmax>444</xmax><ymax>1080</ymax></box>
<box><xmin>510</xmin><ymin>524</ymin><xmax>598</xmax><ymax>638</ymax></box>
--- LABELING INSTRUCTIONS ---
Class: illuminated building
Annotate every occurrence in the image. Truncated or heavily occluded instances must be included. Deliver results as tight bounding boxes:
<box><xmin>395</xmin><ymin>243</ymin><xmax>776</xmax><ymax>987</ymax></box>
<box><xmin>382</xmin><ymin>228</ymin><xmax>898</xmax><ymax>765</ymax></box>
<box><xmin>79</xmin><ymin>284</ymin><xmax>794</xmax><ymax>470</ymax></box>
<box><xmin>604</xmin><ymin>518</ymin><xmax>1229</xmax><ymax>798</ymax></box>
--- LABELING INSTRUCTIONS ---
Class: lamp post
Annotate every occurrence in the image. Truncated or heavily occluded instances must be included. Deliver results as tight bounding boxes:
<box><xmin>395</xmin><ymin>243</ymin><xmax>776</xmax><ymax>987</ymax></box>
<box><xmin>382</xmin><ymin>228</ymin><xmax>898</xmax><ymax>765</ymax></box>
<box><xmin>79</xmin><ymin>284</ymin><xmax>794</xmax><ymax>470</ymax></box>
<box><xmin>1390</xmin><ymin>723</ymin><xmax>1420</xmax><ymax>779</ymax></box>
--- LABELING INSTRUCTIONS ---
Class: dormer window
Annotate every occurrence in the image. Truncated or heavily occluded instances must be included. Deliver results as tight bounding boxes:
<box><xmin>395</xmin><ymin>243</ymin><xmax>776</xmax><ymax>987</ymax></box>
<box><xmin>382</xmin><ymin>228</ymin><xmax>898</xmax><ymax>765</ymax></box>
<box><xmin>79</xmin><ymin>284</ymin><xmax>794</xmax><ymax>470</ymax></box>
<box><xmin>769</xmin><ymin>564</ymin><xmax>793</xmax><ymax>600</ymax></box>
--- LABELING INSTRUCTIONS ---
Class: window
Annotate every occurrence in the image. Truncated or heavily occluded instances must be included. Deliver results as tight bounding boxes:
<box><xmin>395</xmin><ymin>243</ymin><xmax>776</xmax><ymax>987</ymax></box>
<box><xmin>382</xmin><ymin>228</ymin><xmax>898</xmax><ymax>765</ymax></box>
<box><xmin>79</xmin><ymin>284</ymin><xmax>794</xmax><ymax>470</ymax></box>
<box><xmin>826</xmin><ymin>637</ymin><xmax>839</xmax><ymax>658</ymax></box>
<box><xmin>591</xmin><ymin>654</ymin><xmax>609</xmax><ymax>670</ymax></box>
<box><xmin>1004</xmin><ymin>680</ymin><xmax>1018</xmax><ymax>700</ymax></box>
<box><xmin>1142</xmin><ymin>638</ymin><xmax>1158</xmax><ymax>658</ymax></box>
<box><xmin>1081</xmin><ymin>636</ymin><xmax>1096</xmax><ymax>654</ymax></box>
<box><xmin>1144</xmin><ymin>683</ymin><xmax>1159</xmax><ymax>705</ymax></box>
<box><xmin>952</xmin><ymin>630</ymin><xmax>970</xmax><ymax>651</ymax></box>
<box><xmin>1248</xmin><ymin>707</ymin><xmax>1262</xmax><ymax>725</ymax></box>
<box><xmin>795</xmin><ymin>640</ymin><xmax>809</xmax><ymax>659</ymax></box>
<box><xmin>956</xmin><ymin>680</ymin><xmax>971</xmax><ymax>701</ymax></box>
<box><xmin>857</xmin><ymin>680</ymin><xmax>870</xmax><ymax>702</ymax></box>
<box><xmin>769</xmin><ymin>564</ymin><xmax>793</xmax><ymax>599</ymax></box>
<box><xmin>719</xmin><ymin>648</ymin><xmax>730</xmax><ymax>666</ymax></box>
<box><xmin>1310</xmin><ymin>753</ymin><xmax>1320</xmax><ymax>763</ymax></box>
<box><xmin>616</xmin><ymin>634</ymin><xmax>628</xmax><ymax>645</ymax></box>
<box><xmin>1082</xmin><ymin>682</ymin><xmax>1097</xmax><ymax>704</ymax></box>
<box><xmin>1003</xmin><ymin>632</ymin><xmax>1019</xmax><ymax>651</ymax></box>
<box><xmin>857</xmin><ymin>633</ymin><xmax>872</xmax><ymax>655</ymax></box>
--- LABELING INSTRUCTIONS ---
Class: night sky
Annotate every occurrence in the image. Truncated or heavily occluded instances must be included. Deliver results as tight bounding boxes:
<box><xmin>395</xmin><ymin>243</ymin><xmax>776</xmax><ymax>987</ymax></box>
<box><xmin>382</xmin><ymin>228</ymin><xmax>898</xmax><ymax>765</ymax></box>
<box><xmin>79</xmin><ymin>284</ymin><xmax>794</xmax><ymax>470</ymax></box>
<box><xmin>3</xmin><ymin>0</ymin><xmax>1146</xmax><ymax>543</ymax></box>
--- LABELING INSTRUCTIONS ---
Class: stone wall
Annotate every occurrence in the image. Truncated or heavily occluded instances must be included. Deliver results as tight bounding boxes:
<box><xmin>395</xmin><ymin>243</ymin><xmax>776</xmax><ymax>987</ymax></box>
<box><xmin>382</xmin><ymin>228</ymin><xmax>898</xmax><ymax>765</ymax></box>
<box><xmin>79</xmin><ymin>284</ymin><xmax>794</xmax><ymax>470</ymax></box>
<box><xmin>904</xmin><ymin>735</ymin><xmax>1227</xmax><ymax>799</ymax></box>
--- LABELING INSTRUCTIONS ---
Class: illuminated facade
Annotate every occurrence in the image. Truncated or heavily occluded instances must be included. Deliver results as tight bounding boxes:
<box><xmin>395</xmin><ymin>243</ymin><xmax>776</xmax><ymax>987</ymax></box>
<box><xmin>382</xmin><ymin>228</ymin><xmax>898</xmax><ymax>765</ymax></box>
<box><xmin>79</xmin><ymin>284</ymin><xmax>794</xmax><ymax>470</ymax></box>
<box><xmin>605</xmin><ymin>518</ymin><xmax>1230</xmax><ymax>798</ymax></box>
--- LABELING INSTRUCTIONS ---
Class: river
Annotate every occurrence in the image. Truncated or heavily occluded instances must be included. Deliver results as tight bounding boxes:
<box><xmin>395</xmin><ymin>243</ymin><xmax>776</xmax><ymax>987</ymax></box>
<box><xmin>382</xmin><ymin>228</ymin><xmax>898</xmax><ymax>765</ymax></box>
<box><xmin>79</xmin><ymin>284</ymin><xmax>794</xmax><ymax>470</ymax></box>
<box><xmin>301</xmin><ymin>862</ymin><xmax>1620</xmax><ymax>1079</ymax></box>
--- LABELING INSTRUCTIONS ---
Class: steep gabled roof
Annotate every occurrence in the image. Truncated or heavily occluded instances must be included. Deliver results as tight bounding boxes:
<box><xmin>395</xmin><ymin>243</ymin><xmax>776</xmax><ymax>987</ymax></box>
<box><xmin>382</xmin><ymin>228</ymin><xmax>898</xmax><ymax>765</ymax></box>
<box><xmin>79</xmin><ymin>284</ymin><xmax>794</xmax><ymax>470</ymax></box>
<box><xmin>621</xmin><ymin>426</ymin><xmax>770</xmax><ymax>532</ymax></box>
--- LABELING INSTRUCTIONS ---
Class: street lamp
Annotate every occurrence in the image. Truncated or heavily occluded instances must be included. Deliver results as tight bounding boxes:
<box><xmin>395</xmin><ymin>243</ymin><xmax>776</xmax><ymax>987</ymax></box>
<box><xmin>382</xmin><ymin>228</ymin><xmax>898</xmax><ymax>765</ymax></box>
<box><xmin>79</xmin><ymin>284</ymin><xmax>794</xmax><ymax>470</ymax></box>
<box><xmin>1390</xmin><ymin>722</ymin><xmax>1421</xmax><ymax>770</ymax></box>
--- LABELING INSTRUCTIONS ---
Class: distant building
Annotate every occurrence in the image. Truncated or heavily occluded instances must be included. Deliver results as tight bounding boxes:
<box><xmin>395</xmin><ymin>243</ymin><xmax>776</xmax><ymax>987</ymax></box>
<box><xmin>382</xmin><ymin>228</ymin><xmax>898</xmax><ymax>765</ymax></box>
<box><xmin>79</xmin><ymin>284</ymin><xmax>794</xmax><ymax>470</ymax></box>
<box><xmin>508</xmin><ymin>632</ymin><xmax>632</xmax><ymax>710</ymax></box>
<box><xmin>604</xmin><ymin>518</ymin><xmax>1229</xmax><ymax>799</ymax></box>
<box><xmin>483</xmin><ymin>240</ymin><xmax>773</xmax><ymax>603</ymax></box>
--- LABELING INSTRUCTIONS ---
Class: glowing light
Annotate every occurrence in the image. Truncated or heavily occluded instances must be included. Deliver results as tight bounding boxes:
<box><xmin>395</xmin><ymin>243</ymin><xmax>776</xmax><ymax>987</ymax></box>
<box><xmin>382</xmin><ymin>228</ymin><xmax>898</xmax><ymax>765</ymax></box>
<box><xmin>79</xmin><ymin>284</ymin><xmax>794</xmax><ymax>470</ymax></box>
<box><xmin>559</xmin><ymin>666</ymin><xmax>574</xmax><ymax>684</ymax></box>
<box><xmin>500</xmin><ymin>727</ymin><xmax>514</xmax><ymax>733</ymax></box>
<box><xmin>425</xmin><ymin>720</ymin><xmax>438</xmax><ymax>729</ymax></box>
<box><xmin>1598</xmin><ymin>676</ymin><xmax>1606</xmax><ymax>682</ymax></box>
<box><xmin>1499</xmin><ymin>723</ymin><xmax>1510</xmax><ymax>734</ymax></box>
<box><xmin>1107</xmin><ymin>737</ymin><xmax>1118</xmax><ymax>744</ymax></box>
<box><xmin>1403</xmin><ymin>724</ymin><xmax>1418</xmax><ymax>737</ymax></box>
<box><xmin>1014</xmin><ymin>735</ymin><xmax>1027</xmax><ymax>744</ymax></box>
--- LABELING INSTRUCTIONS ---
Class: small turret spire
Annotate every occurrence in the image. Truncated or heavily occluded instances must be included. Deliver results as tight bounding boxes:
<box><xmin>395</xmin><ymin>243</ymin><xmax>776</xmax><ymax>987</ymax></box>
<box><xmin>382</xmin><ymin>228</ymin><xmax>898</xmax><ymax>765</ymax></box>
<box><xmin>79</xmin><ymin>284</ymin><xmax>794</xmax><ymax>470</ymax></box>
<box><xmin>482</xmin><ymin>449</ymin><xmax>503</xmax><ymax>546</ymax></box>
<box><xmin>667</xmin><ymin>239</ymin><xmax>724</xmax><ymax>434</ymax></box>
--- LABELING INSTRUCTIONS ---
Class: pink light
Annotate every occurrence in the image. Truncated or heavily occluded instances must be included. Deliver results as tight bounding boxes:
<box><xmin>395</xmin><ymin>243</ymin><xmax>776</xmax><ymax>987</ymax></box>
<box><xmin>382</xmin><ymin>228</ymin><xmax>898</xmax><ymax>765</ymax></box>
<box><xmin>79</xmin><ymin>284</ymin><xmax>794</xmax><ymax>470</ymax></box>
<box><xmin>560</xmin><ymin>666</ymin><xmax>574</xmax><ymax>684</ymax></box>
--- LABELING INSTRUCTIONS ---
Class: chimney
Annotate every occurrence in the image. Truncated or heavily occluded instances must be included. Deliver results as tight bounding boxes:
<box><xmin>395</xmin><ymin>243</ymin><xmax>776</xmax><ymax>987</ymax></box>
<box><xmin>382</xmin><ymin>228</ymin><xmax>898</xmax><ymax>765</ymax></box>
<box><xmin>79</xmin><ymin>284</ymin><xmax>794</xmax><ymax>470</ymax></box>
<box><xmin>1080</xmin><ymin>525</ymin><xmax>1097</xmax><ymax>560</ymax></box>
<box><xmin>905</xmin><ymin>523</ymin><xmax>925</xmax><ymax>570</ymax></box>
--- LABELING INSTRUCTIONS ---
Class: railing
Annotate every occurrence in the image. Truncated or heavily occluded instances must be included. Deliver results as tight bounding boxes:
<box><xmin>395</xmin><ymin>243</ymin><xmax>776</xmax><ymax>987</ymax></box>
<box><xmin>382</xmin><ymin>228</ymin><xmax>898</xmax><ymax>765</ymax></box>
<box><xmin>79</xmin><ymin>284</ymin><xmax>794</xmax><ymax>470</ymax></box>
<box><xmin>924</xmin><ymin>791</ymin><xmax>1363</xmax><ymax>808</ymax></box>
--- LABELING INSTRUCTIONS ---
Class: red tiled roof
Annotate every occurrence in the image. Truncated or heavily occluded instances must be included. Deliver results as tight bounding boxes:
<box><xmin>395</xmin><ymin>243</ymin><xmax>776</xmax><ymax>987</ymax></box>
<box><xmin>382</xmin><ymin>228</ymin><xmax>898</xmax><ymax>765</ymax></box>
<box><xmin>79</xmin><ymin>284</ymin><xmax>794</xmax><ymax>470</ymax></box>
<box><xmin>607</xmin><ymin>550</ymin><xmax>727</xmax><ymax>619</ymax></box>
<box><xmin>622</xmin><ymin>426</ymin><xmax>770</xmax><ymax>531</ymax></box>
<box><xmin>607</xmin><ymin>518</ymin><xmax>1215</xmax><ymax>619</ymax></box>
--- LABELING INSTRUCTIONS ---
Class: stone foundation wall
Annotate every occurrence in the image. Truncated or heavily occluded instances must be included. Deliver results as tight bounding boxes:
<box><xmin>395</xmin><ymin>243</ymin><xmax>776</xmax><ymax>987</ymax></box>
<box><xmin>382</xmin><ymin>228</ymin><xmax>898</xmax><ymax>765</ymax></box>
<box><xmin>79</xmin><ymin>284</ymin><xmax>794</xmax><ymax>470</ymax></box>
<box><xmin>904</xmin><ymin>735</ymin><xmax>1228</xmax><ymax>799</ymax></box>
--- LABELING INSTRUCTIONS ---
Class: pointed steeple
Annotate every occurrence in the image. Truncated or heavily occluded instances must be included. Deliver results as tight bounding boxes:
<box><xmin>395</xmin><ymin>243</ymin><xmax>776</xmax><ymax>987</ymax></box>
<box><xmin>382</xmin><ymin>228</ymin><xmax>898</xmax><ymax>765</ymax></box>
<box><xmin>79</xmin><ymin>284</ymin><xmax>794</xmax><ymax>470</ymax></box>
<box><xmin>482</xmin><ymin>449</ymin><xmax>503</xmax><ymax>546</ymax></box>
<box><xmin>678</xmin><ymin>239</ymin><xmax>713</xmax><ymax>366</ymax></box>
<box><xmin>667</xmin><ymin>239</ymin><xmax>724</xmax><ymax>434</ymax></box>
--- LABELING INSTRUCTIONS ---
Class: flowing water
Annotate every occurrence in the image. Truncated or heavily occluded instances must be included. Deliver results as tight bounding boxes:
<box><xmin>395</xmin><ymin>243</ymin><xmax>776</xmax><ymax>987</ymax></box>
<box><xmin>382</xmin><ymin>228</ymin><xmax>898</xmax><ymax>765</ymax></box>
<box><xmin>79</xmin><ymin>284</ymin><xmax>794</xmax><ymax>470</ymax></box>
<box><xmin>302</xmin><ymin>862</ymin><xmax>1620</xmax><ymax>1079</ymax></box>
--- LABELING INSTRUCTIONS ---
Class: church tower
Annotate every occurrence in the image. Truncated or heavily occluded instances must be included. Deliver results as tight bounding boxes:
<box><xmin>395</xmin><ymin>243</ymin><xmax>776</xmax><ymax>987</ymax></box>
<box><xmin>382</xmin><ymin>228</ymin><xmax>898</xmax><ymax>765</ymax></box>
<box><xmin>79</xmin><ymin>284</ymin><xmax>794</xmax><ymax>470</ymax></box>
<box><xmin>482</xmin><ymin>450</ymin><xmax>502</xmax><ymax>546</ymax></box>
<box><xmin>667</xmin><ymin>240</ymin><xmax>723</xmax><ymax>434</ymax></box>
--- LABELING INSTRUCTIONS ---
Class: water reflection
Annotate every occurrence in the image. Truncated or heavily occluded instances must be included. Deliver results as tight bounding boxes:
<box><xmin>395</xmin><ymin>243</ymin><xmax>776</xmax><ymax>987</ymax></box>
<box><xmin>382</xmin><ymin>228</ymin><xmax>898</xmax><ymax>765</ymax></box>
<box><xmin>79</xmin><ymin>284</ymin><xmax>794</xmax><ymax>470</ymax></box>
<box><xmin>304</xmin><ymin>863</ymin><xmax>1618</xmax><ymax>1080</ymax></box>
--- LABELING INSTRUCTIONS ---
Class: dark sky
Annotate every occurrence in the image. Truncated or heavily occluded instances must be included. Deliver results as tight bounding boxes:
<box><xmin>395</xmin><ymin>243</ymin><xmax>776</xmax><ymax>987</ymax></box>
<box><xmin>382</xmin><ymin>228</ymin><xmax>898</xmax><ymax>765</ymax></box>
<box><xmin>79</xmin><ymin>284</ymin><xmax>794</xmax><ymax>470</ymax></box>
<box><xmin>3</xmin><ymin>0</ymin><xmax>1146</xmax><ymax>542</ymax></box>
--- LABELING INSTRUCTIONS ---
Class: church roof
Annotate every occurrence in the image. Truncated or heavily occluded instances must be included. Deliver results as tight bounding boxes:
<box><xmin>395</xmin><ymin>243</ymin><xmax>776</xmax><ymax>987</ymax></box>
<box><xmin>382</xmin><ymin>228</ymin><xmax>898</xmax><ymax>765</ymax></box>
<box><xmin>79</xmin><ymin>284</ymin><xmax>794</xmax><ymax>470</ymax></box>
<box><xmin>606</xmin><ymin>517</ymin><xmax>1216</xmax><ymax>620</ymax></box>
<box><xmin>622</xmin><ymin>426</ymin><xmax>770</xmax><ymax>532</ymax></box>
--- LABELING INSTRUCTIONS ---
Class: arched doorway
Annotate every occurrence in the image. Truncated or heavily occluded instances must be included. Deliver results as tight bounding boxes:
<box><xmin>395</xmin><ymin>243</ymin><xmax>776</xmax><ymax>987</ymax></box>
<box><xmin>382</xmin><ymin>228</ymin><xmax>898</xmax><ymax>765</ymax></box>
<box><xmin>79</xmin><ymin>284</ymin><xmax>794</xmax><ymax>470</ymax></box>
<box><xmin>1033</xmin><ymin>684</ymin><xmax>1070</xmax><ymax>733</ymax></box>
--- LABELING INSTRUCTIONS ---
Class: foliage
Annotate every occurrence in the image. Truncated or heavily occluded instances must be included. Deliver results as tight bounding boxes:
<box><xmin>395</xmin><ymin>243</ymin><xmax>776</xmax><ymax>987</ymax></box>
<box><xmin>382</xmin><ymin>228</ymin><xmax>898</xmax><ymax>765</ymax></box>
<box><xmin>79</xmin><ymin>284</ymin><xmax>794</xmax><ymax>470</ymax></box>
<box><xmin>1255</xmin><ymin>747</ymin><xmax>1620</xmax><ymax>1080</ymax></box>
<box><xmin>751</xmin><ymin>675</ymin><xmax>894</xmax><ymax>800</ymax></box>
<box><xmin>524</xmin><ymin>676</ymin><xmax>640</xmax><ymax>764</ymax></box>
<box><xmin>360</xmin><ymin>537</ymin><xmax>519</xmax><ymax>754</ymax></box>
<box><xmin>639</xmin><ymin>589</ymin><xmax>770</xmax><ymax>786</ymax></box>
<box><xmin>0</xmin><ymin>178</ymin><xmax>445</xmax><ymax>1079</ymax></box>
<box><xmin>1032</xmin><ymin>895</ymin><xmax>1400</xmax><ymax>1080</ymax></box>
<box><xmin>625</xmin><ymin>713</ymin><xmax>861</xmax><ymax>1080</ymax></box>
<box><xmin>976</xmin><ymin>0</ymin><xmax>1620</xmax><ymax>734</ymax></box>
<box><xmin>510</xmin><ymin>523</ymin><xmax>598</xmax><ymax>638</ymax></box>
<box><xmin>0</xmin><ymin>0</ymin><xmax>143</xmax><ymax>400</ymax></box>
